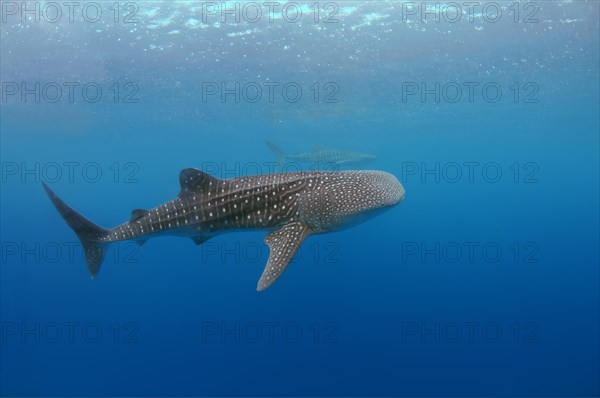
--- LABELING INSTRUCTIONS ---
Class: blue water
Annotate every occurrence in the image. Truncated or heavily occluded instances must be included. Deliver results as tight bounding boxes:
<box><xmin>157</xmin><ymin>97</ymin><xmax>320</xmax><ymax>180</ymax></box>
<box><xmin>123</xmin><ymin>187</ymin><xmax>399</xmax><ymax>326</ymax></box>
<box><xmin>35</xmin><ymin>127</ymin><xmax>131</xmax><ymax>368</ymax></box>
<box><xmin>1</xmin><ymin>1</ymin><xmax>599</xmax><ymax>396</ymax></box>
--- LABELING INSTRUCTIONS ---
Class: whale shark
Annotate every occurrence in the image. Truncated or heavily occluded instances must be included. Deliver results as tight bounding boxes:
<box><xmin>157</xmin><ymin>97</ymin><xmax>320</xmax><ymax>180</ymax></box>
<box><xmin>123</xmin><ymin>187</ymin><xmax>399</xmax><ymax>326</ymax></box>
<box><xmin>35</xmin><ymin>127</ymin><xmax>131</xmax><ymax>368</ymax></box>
<box><xmin>266</xmin><ymin>140</ymin><xmax>377</xmax><ymax>168</ymax></box>
<box><xmin>43</xmin><ymin>168</ymin><xmax>404</xmax><ymax>291</ymax></box>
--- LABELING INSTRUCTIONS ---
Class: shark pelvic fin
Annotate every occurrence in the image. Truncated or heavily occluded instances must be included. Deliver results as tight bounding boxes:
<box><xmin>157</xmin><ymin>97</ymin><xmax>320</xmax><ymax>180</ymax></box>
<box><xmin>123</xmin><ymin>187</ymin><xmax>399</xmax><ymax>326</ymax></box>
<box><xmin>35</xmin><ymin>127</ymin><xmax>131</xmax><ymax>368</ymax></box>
<box><xmin>179</xmin><ymin>168</ymin><xmax>221</xmax><ymax>197</ymax></box>
<box><xmin>134</xmin><ymin>238</ymin><xmax>148</xmax><ymax>246</ymax></box>
<box><xmin>257</xmin><ymin>222</ymin><xmax>313</xmax><ymax>291</ymax></box>
<box><xmin>191</xmin><ymin>235</ymin><xmax>211</xmax><ymax>245</ymax></box>
<box><xmin>42</xmin><ymin>182</ymin><xmax>109</xmax><ymax>278</ymax></box>
<box><xmin>130</xmin><ymin>208</ymin><xmax>149</xmax><ymax>221</ymax></box>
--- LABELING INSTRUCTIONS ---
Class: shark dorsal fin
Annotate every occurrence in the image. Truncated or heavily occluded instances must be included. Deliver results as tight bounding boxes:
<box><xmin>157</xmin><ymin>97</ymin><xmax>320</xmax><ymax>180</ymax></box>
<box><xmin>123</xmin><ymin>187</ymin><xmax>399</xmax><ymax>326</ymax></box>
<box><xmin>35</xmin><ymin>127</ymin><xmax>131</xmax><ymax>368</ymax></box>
<box><xmin>130</xmin><ymin>208</ymin><xmax>149</xmax><ymax>221</ymax></box>
<box><xmin>257</xmin><ymin>222</ymin><xmax>313</xmax><ymax>291</ymax></box>
<box><xmin>312</xmin><ymin>144</ymin><xmax>323</xmax><ymax>153</ymax></box>
<box><xmin>179</xmin><ymin>168</ymin><xmax>220</xmax><ymax>197</ymax></box>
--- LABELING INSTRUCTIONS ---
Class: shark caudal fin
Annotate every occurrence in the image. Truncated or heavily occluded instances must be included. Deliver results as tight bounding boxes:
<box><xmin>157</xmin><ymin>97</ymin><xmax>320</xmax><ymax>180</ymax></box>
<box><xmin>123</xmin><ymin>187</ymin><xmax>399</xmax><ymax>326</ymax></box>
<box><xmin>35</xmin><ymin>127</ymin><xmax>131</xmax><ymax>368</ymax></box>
<box><xmin>42</xmin><ymin>182</ymin><xmax>109</xmax><ymax>278</ymax></box>
<box><xmin>265</xmin><ymin>140</ymin><xmax>286</xmax><ymax>167</ymax></box>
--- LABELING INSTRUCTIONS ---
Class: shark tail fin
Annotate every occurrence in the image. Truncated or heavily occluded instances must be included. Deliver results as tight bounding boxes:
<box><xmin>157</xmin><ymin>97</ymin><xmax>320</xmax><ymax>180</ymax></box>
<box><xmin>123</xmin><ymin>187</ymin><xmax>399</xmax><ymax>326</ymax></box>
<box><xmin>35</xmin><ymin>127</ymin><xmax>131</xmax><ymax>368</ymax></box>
<box><xmin>265</xmin><ymin>140</ymin><xmax>286</xmax><ymax>167</ymax></box>
<box><xmin>42</xmin><ymin>182</ymin><xmax>110</xmax><ymax>278</ymax></box>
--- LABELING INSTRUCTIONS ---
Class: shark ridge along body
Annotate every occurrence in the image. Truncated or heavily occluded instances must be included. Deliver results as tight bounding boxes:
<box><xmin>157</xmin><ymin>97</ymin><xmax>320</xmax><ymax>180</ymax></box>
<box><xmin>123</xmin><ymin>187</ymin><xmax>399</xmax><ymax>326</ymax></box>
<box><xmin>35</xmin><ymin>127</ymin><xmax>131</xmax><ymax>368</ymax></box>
<box><xmin>43</xmin><ymin>168</ymin><xmax>404</xmax><ymax>291</ymax></box>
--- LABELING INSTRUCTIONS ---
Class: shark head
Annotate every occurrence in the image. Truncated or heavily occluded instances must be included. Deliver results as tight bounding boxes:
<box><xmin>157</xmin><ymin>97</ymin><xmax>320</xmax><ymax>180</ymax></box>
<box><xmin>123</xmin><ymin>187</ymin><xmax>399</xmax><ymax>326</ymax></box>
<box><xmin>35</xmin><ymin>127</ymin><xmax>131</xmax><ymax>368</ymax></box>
<box><xmin>366</xmin><ymin>170</ymin><xmax>405</xmax><ymax>205</ymax></box>
<box><xmin>299</xmin><ymin>170</ymin><xmax>404</xmax><ymax>232</ymax></box>
<box><xmin>258</xmin><ymin>170</ymin><xmax>404</xmax><ymax>290</ymax></box>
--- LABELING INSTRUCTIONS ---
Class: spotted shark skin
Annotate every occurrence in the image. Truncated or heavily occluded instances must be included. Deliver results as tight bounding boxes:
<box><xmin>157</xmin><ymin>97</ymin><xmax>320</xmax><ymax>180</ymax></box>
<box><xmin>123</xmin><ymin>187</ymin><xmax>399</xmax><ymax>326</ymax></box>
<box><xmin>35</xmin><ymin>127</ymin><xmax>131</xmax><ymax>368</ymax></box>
<box><xmin>42</xmin><ymin>168</ymin><xmax>404</xmax><ymax>291</ymax></box>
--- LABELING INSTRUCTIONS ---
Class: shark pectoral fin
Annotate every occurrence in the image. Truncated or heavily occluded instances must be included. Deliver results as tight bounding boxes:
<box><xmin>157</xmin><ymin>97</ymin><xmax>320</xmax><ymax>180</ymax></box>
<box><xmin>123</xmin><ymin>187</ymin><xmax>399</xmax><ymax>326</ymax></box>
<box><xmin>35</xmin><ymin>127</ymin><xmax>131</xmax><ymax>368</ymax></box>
<box><xmin>258</xmin><ymin>222</ymin><xmax>312</xmax><ymax>292</ymax></box>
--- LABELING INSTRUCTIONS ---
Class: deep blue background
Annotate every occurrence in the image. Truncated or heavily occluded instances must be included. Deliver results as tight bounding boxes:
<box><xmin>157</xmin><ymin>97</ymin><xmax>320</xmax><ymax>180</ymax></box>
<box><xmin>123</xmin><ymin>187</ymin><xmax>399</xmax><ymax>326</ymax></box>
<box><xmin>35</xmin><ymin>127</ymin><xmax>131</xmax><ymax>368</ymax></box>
<box><xmin>1</xmin><ymin>2</ymin><xmax>599</xmax><ymax>396</ymax></box>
